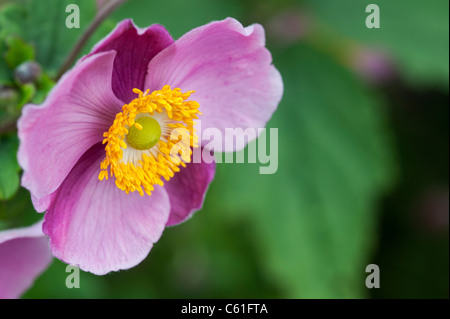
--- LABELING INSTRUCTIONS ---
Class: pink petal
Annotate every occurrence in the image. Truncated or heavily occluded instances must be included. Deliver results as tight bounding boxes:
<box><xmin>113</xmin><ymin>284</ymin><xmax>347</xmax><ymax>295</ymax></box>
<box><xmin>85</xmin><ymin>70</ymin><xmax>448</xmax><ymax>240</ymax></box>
<box><xmin>0</xmin><ymin>221</ymin><xmax>52</xmax><ymax>299</ymax></box>
<box><xmin>31</xmin><ymin>193</ymin><xmax>56</xmax><ymax>213</ymax></box>
<box><xmin>145</xmin><ymin>18</ymin><xmax>283</xmax><ymax>152</ymax></box>
<box><xmin>85</xmin><ymin>19</ymin><xmax>174</xmax><ymax>103</ymax></box>
<box><xmin>43</xmin><ymin>144</ymin><xmax>171</xmax><ymax>275</ymax></box>
<box><xmin>18</xmin><ymin>51</ymin><xmax>123</xmax><ymax>202</ymax></box>
<box><xmin>165</xmin><ymin>159</ymin><xmax>215</xmax><ymax>227</ymax></box>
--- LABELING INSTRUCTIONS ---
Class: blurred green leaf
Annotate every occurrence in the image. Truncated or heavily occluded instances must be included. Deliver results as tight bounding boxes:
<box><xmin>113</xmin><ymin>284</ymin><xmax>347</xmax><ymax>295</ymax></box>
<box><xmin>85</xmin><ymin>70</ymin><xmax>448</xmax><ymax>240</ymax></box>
<box><xmin>0</xmin><ymin>2</ymin><xmax>27</xmax><ymax>39</ymax></box>
<box><xmin>310</xmin><ymin>0</ymin><xmax>449</xmax><ymax>88</ymax></box>
<box><xmin>0</xmin><ymin>3</ymin><xmax>27</xmax><ymax>83</ymax></box>
<box><xmin>112</xmin><ymin>0</ymin><xmax>244</xmax><ymax>38</ymax></box>
<box><xmin>0</xmin><ymin>134</ymin><xmax>20</xmax><ymax>200</ymax></box>
<box><xmin>32</xmin><ymin>73</ymin><xmax>54</xmax><ymax>104</ymax></box>
<box><xmin>4</xmin><ymin>36</ymin><xmax>34</xmax><ymax>69</ymax></box>
<box><xmin>214</xmin><ymin>44</ymin><xmax>395</xmax><ymax>298</ymax></box>
<box><xmin>17</xmin><ymin>83</ymin><xmax>35</xmax><ymax>107</ymax></box>
<box><xmin>24</xmin><ymin>0</ymin><xmax>96</xmax><ymax>74</ymax></box>
<box><xmin>0</xmin><ymin>0</ymin><xmax>115</xmax><ymax>79</ymax></box>
<box><xmin>0</xmin><ymin>187</ymin><xmax>42</xmax><ymax>232</ymax></box>
<box><xmin>0</xmin><ymin>41</ymin><xmax>11</xmax><ymax>83</ymax></box>
<box><xmin>23</xmin><ymin>258</ymin><xmax>107</xmax><ymax>299</ymax></box>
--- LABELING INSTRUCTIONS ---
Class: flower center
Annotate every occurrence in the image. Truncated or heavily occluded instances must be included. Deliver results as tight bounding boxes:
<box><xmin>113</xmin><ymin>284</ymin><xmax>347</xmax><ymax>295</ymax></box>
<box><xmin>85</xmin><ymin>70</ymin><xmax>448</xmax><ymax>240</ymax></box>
<box><xmin>126</xmin><ymin>116</ymin><xmax>161</xmax><ymax>150</ymax></box>
<box><xmin>99</xmin><ymin>85</ymin><xmax>201</xmax><ymax>196</ymax></box>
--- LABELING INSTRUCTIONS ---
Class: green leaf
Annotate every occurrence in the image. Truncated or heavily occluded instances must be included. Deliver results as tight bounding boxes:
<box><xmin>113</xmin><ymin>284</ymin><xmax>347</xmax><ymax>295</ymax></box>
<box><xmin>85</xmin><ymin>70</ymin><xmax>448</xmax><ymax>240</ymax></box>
<box><xmin>0</xmin><ymin>2</ymin><xmax>27</xmax><ymax>39</ymax></box>
<box><xmin>0</xmin><ymin>186</ymin><xmax>43</xmax><ymax>232</ymax></box>
<box><xmin>4</xmin><ymin>36</ymin><xmax>35</xmax><ymax>69</ymax></box>
<box><xmin>112</xmin><ymin>0</ymin><xmax>244</xmax><ymax>39</ymax></box>
<box><xmin>309</xmin><ymin>0</ymin><xmax>449</xmax><ymax>88</ymax></box>
<box><xmin>17</xmin><ymin>83</ymin><xmax>35</xmax><ymax>108</ymax></box>
<box><xmin>24</xmin><ymin>0</ymin><xmax>97</xmax><ymax>74</ymax></box>
<box><xmin>0</xmin><ymin>38</ymin><xmax>11</xmax><ymax>83</ymax></box>
<box><xmin>0</xmin><ymin>134</ymin><xmax>20</xmax><ymax>200</ymax></box>
<box><xmin>1</xmin><ymin>0</ymin><xmax>115</xmax><ymax>79</ymax></box>
<box><xmin>32</xmin><ymin>72</ymin><xmax>54</xmax><ymax>104</ymax></box>
<box><xmin>213</xmin><ymin>44</ymin><xmax>395</xmax><ymax>298</ymax></box>
<box><xmin>0</xmin><ymin>3</ymin><xmax>27</xmax><ymax>83</ymax></box>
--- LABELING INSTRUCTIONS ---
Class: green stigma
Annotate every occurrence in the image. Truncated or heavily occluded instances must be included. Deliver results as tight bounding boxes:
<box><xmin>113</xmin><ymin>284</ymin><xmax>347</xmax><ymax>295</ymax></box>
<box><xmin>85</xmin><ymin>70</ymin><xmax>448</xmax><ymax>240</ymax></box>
<box><xmin>126</xmin><ymin>116</ymin><xmax>161</xmax><ymax>150</ymax></box>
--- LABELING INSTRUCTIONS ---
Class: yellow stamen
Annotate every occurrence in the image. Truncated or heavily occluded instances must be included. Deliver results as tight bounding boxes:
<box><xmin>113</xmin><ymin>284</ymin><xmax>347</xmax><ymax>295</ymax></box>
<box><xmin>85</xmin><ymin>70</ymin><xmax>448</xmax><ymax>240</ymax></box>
<box><xmin>99</xmin><ymin>85</ymin><xmax>201</xmax><ymax>196</ymax></box>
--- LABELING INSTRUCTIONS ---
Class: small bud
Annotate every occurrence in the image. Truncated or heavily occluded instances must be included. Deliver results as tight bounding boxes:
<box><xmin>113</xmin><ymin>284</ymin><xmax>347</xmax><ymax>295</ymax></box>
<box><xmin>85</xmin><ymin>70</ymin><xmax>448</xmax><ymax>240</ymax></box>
<box><xmin>14</xmin><ymin>61</ymin><xmax>42</xmax><ymax>84</ymax></box>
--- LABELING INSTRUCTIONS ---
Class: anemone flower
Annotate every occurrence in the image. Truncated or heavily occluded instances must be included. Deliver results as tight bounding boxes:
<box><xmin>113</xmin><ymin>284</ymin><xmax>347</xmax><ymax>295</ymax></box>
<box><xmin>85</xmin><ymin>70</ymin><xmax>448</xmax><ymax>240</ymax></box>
<box><xmin>0</xmin><ymin>221</ymin><xmax>52</xmax><ymax>299</ymax></box>
<box><xmin>17</xmin><ymin>18</ymin><xmax>283</xmax><ymax>275</ymax></box>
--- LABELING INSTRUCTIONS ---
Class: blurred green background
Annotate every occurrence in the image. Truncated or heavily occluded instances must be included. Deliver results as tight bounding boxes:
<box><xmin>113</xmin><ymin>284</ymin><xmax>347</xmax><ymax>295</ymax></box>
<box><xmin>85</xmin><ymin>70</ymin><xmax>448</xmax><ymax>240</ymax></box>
<box><xmin>0</xmin><ymin>0</ymin><xmax>448</xmax><ymax>298</ymax></box>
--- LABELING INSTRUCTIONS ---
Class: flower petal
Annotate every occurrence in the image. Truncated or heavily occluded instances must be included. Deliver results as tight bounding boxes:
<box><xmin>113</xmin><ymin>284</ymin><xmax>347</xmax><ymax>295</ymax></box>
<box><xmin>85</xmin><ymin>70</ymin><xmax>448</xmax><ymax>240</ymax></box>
<box><xmin>18</xmin><ymin>51</ymin><xmax>123</xmax><ymax>201</ymax></box>
<box><xmin>0</xmin><ymin>221</ymin><xmax>52</xmax><ymax>299</ymax></box>
<box><xmin>165</xmin><ymin>158</ymin><xmax>215</xmax><ymax>227</ymax></box>
<box><xmin>145</xmin><ymin>18</ymin><xmax>283</xmax><ymax>152</ymax></box>
<box><xmin>86</xmin><ymin>19</ymin><xmax>174</xmax><ymax>103</ymax></box>
<box><xmin>31</xmin><ymin>193</ymin><xmax>56</xmax><ymax>213</ymax></box>
<box><xmin>43</xmin><ymin>144</ymin><xmax>170</xmax><ymax>275</ymax></box>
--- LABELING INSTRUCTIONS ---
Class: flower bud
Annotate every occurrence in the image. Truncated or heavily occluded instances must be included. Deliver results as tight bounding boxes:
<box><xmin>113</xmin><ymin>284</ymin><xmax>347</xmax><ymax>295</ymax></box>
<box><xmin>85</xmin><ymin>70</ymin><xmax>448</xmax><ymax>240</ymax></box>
<box><xmin>14</xmin><ymin>61</ymin><xmax>42</xmax><ymax>84</ymax></box>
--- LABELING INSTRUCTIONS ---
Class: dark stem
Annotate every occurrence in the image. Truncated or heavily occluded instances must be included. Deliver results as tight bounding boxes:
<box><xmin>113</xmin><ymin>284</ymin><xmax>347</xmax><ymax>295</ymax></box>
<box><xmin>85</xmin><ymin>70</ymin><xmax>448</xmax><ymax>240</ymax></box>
<box><xmin>55</xmin><ymin>0</ymin><xmax>128</xmax><ymax>80</ymax></box>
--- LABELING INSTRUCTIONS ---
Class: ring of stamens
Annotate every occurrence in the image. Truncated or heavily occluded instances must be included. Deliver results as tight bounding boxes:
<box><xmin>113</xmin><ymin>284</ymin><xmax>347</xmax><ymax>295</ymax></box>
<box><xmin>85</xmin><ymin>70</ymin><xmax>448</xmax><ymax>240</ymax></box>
<box><xmin>99</xmin><ymin>85</ymin><xmax>201</xmax><ymax>196</ymax></box>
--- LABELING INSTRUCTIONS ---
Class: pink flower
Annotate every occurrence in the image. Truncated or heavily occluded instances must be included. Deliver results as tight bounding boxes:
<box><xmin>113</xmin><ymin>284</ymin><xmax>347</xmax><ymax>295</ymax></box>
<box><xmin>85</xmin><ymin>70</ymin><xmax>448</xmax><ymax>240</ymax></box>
<box><xmin>17</xmin><ymin>18</ymin><xmax>283</xmax><ymax>275</ymax></box>
<box><xmin>0</xmin><ymin>221</ymin><xmax>52</xmax><ymax>299</ymax></box>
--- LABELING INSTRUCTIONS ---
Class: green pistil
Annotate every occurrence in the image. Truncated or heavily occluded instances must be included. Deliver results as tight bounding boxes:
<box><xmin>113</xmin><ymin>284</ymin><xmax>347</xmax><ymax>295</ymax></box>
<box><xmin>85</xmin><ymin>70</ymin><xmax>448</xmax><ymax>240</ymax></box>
<box><xmin>126</xmin><ymin>116</ymin><xmax>161</xmax><ymax>150</ymax></box>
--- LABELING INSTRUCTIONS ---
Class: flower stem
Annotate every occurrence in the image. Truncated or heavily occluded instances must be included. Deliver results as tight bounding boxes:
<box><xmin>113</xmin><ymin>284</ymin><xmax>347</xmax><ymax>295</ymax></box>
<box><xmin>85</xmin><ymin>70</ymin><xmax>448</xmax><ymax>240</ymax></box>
<box><xmin>55</xmin><ymin>0</ymin><xmax>128</xmax><ymax>81</ymax></box>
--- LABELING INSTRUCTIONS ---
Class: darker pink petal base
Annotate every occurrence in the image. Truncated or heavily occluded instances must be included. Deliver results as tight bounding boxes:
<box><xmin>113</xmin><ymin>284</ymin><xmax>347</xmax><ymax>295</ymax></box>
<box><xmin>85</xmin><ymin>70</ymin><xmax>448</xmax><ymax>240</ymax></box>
<box><xmin>86</xmin><ymin>19</ymin><xmax>174</xmax><ymax>103</ymax></box>
<box><xmin>165</xmin><ymin>158</ymin><xmax>216</xmax><ymax>226</ymax></box>
<box><xmin>145</xmin><ymin>18</ymin><xmax>283</xmax><ymax>152</ymax></box>
<box><xmin>43</xmin><ymin>144</ymin><xmax>171</xmax><ymax>275</ymax></box>
<box><xmin>0</xmin><ymin>222</ymin><xmax>52</xmax><ymax>299</ymax></box>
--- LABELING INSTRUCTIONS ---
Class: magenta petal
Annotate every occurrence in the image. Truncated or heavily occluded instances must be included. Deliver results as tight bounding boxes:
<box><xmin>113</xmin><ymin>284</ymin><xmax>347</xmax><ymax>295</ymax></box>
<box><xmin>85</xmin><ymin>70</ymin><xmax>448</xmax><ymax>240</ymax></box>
<box><xmin>86</xmin><ymin>19</ymin><xmax>174</xmax><ymax>103</ymax></box>
<box><xmin>165</xmin><ymin>158</ymin><xmax>215</xmax><ymax>227</ymax></box>
<box><xmin>0</xmin><ymin>221</ymin><xmax>52</xmax><ymax>299</ymax></box>
<box><xmin>18</xmin><ymin>51</ymin><xmax>123</xmax><ymax>201</ymax></box>
<box><xmin>145</xmin><ymin>18</ymin><xmax>283</xmax><ymax>152</ymax></box>
<box><xmin>43</xmin><ymin>144</ymin><xmax>171</xmax><ymax>275</ymax></box>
